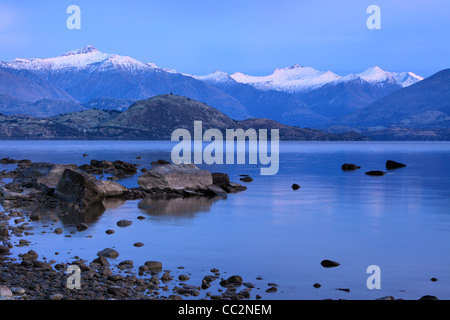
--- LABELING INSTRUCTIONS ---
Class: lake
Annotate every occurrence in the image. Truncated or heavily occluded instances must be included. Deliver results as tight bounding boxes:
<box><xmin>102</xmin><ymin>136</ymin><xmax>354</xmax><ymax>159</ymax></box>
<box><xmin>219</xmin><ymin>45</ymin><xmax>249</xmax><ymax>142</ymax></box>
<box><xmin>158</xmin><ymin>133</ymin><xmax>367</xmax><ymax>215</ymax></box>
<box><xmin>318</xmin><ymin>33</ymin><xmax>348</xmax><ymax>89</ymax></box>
<box><xmin>1</xmin><ymin>140</ymin><xmax>450</xmax><ymax>300</ymax></box>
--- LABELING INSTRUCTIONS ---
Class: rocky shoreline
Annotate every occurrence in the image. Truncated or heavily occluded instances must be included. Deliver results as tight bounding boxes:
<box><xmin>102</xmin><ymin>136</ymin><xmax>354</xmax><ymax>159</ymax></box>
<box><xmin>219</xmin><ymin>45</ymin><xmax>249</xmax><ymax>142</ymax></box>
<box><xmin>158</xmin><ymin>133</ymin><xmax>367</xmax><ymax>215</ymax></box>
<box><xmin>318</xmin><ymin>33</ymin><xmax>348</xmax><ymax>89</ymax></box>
<box><xmin>0</xmin><ymin>157</ymin><xmax>441</xmax><ymax>300</ymax></box>
<box><xmin>0</xmin><ymin>157</ymin><xmax>280</xmax><ymax>300</ymax></box>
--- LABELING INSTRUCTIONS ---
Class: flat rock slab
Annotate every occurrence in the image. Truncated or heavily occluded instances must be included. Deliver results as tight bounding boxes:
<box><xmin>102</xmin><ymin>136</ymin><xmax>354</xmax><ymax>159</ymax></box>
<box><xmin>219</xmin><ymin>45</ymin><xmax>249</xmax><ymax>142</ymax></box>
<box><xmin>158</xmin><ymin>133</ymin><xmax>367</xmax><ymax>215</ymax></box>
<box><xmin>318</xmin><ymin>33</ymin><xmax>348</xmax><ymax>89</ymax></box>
<box><xmin>138</xmin><ymin>163</ymin><xmax>213</xmax><ymax>191</ymax></box>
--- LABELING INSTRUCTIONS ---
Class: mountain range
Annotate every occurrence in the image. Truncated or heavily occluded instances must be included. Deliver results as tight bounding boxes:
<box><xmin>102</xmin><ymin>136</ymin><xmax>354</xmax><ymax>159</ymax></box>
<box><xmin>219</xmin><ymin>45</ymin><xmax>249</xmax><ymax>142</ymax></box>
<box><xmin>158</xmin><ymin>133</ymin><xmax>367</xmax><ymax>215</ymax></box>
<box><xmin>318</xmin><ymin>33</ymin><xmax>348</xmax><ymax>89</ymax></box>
<box><xmin>0</xmin><ymin>45</ymin><xmax>449</xmax><ymax>140</ymax></box>
<box><xmin>334</xmin><ymin>68</ymin><xmax>450</xmax><ymax>129</ymax></box>
<box><xmin>0</xmin><ymin>94</ymin><xmax>364</xmax><ymax>141</ymax></box>
<box><xmin>0</xmin><ymin>46</ymin><xmax>423</xmax><ymax>125</ymax></box>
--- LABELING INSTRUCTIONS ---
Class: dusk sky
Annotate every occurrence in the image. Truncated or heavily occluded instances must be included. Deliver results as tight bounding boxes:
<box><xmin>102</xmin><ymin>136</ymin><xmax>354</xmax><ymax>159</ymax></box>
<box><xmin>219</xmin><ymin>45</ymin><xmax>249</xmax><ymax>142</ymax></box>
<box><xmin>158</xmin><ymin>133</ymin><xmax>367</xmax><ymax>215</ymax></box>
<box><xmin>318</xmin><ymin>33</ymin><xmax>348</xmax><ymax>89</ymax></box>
<box><xmin>0</xmin><ymin>0</ymin><xmax>449</xmax><ymax>78</ymax></box>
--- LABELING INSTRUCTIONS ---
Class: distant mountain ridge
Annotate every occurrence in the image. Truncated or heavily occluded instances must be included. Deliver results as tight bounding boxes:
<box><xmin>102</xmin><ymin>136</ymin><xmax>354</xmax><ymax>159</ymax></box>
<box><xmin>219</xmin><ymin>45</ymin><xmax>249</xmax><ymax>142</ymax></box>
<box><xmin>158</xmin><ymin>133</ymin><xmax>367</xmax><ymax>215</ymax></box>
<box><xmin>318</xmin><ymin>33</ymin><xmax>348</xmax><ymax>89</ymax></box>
<box><xmin>225</xmin><ymin>65</ymin><xmax>422</xmax><ymax>94</ymax></box>
<box><xmin>0</xmin><ymin>94</ymin><xmax>365</xmax><ymax>141</ymax></box>
<box><xmin>335</xmin><ymin>68</ymin><xmax>450</xmax><ymax>128</ymax></box>
<box><xmin>0</xmin><ymin>45</ymin><xmax>424</xmax><ymax>127</ymax></box>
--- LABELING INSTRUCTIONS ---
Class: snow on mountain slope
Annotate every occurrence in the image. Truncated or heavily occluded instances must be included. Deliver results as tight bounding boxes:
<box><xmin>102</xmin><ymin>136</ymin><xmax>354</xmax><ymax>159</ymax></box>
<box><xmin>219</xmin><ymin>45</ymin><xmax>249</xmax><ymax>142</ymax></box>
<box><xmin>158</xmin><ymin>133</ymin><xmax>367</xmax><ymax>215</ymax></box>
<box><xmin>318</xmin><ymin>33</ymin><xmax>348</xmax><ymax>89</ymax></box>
<box><xmin>230</xmin><ymin>64</ymin><xmax>341</xmax><ymax>93</ymax></box>
<box><xmin>221</xmin><ymin>65</ymin><xmax>423</xmax><ymax>94</ymax></box>
<box><xmin>4</xmin><ymin>45</ymin><xmax>154</xmax><ymax>73</ymax></box>
<box><xmin>356</xmin><ymin>66</ymin><xmax>423</xmax><ymax>87</ymax></box>
<box><xmin>191</xmin><ymin>70</ymin><xmax>236</xmax><ymax>84</ymax></box>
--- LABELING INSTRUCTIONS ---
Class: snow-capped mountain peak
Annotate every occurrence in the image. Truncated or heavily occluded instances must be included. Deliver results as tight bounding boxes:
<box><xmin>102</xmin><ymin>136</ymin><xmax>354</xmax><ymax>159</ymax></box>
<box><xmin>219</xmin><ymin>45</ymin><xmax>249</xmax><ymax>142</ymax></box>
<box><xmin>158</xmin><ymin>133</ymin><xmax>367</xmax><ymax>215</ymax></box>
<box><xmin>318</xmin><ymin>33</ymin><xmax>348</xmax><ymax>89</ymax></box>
<box><xmin>4</xmin><ymin>45</ymin><xmax>153</xmax><ymax>72</ymax></box>
<box><xmin>357</xmin><ymin>66</ymin><xmax>423</xmax><ymax>87</ymax></box>
<box><xmin>230</xmin><ymin>65</ymin><xmax>341</xmax><ymax>93</ymax></box>
<box><xmin>191</xmin><ymin>70</ymin><xmax>236</xmax><ymax>84</ymax></box>
<box><xmin>63</xmin><ymin>44</ymin><xmax>100</xmax><ymax>56</ymax></box>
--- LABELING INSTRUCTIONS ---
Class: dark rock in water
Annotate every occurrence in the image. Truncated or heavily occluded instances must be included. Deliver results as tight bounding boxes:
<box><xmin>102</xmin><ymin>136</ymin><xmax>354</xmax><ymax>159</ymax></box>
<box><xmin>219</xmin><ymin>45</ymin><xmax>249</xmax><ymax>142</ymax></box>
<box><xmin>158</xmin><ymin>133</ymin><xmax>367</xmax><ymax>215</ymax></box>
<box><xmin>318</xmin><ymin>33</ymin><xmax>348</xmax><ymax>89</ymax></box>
<box><xmin>161</xmin><ymin>271</ymin><xmax>173</xmax><ymax>282</ymax></box>
<box><xmin>13</xmin><ymin>162</ymin><xmax>79</xmax><ymax>195</ymax></box>
<box><xmin>222</xmin><ymin>182</ymin><xmax>247</xmax><ymax>193</ymax></box>
<box><xmin>151</xmin><ymin>159</ymin><xmax>171</xmax><ymax>165</ymax></box>
<box><xmin>321</xmin><ymin>260</ymin><xmax>340</xmax><ymax>268</ymax></box>
<box><xmin>365</xmin><ymin>171</ymin><xmax>386</xmax><ymax>176</ymax></box>
<box><xmin>76</xmin><ymin>223</ymin><xmax>89</xmax><ymax>231</ymax></box>
<box><xmin>93</xmin><ymin>255</ymin><xmax>110</xmax><ymax>266</ymax></box>
<box><xmin>212</xmin><ymin>173</ymin><xmax>230</xmax><ymax>186</ymax></box>
<box><xmin>97</xmin><ymin>248</ymin><xmax>119</xmax><ymax>259</ymax></box>
<box><xmin>0</xmin><ymin>227</ymin><xmax>9</xmax><ymax>239</ymax></box>
<box><xmin>116</xmin><ymin>219</ymin><xmax>132</xmax><ymax>227</ymax></box>
<box><xmin>54</xmin><ymin>169</ymin><xmax>104</xmax><ymax>210</ymax></box>
<box><xmin>220</xmin><ymin>275</ymin><xmax>243</xmax><ymax>287</ymax></box>
<box><xmin>336</xmin><ymin>288</ymin><xmax>350</xmax><ymax>292</ymax></box>
<box><xmin>90</xmin><ymin>160</ymin><xmax>114</xmax><ymax>169</ymax></box>
<box><xmin>313</xmin><ymin>283</ymin><xmax>321</xmax><ymax>288</ymax></box>
<box><xmin>144</xmin><ymin>261</ymin><xmax>163</xmax><ymax>272</ymax></box>
<box><xmin>292</xmin><ymin>183</ymin><xmax>301</xmax><ymax>190</ymax></box>
<box><xmin>0</xmin><ymin>157</ymin><xmax>18</xmax><ymax>164</ymax></box>
<box><xmin>227</xmin><ymin>275</ymin><xmax>243</xmax><ymax>285</ymax></box>
<box><xmin>113</xmin><ymin>160</ymin><xmax>137</xmax><ymax>174</ymax></box>
<box><xmin>207</xmin><ymin>184</ymin><xmax>228</xmax><ymax>196</ymax></box>
<box><xmin>0</xmin><ymin>244</ymin><xmax>10</xmax><ymax>255</ymax></box>
<box><xmin>79</xmin><ymin>164</ymin><xmax>103</xmax><ymax>175</ymax></box>
<box><xmin>21</xmin><ymin>250</ymin><xmax>38</xmax><ymax>262</ymax></box>
<box><xmin>342</xmin><ymin>163</ymin><xmax>361</xmax><ymax>171</ymax></box>
<box><xmin>386</xmin><ymin>160</ymin><xmax>407</xmax><ymax>170</ymax></box>
<box><xmin>240</xmin><ymin>176</ymin><xmax>253</xmax><ymax>182</ymax></box>
<box><xmin>419</xmin><ymin>295</ymin><xmax>439</xmax><ymax>300</ymax></box>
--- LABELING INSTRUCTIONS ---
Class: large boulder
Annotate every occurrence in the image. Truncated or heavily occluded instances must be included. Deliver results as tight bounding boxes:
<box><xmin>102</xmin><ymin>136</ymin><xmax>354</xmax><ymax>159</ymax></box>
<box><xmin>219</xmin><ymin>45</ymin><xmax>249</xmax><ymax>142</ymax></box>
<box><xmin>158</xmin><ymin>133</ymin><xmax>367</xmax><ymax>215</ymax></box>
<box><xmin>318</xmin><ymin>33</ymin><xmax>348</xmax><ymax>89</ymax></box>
<box><xmin>94</xmin><ymin>180</ymin><xmax>128</xmax><ymax>198</ymax></box>
<box><xmin>13</xmin><ymin>162</ymin><xmax>79</xmax><ymax>195</ymax></box>
<box><xmin>137</xmin><ymin>164</ymin><xmax>213</xmax><ymax>191</ymax></box>
<box><xmin>54</xmin><ymin>169</ymin><xmax>104</xmax><ymax>210</ymax></box>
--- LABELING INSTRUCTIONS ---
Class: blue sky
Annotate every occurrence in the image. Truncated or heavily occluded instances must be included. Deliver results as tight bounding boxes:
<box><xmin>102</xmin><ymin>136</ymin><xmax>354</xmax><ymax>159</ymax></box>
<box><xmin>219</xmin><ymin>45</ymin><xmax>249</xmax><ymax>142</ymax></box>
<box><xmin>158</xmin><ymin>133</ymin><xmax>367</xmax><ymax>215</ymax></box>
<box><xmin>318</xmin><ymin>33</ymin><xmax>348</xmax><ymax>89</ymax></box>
<box><xmin>0</xmin><ymin>0</ymin><xmax>449</xmax><ymax>77</ymax></box>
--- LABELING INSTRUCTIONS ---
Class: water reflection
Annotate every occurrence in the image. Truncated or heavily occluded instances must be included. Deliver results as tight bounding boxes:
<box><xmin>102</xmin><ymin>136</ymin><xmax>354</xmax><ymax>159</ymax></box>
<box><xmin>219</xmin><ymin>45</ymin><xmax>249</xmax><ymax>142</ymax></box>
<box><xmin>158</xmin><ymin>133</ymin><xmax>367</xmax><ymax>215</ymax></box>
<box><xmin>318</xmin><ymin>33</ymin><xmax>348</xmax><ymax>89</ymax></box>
<box><xmin>138</xmin><ymin>196</ymin><xmax>225</xmax><ymax>219</ymax></box>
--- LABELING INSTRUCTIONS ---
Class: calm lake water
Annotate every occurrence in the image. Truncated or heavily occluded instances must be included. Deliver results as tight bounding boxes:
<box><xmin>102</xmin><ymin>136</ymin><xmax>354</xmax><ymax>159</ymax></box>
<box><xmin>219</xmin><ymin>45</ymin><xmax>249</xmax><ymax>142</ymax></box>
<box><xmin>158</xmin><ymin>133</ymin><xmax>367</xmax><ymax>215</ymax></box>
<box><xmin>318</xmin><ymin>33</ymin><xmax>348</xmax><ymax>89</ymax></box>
<box><xmin>1</xmin><ymin>140</ymin><xmax>450</xmax><ymax>300</ymax></box>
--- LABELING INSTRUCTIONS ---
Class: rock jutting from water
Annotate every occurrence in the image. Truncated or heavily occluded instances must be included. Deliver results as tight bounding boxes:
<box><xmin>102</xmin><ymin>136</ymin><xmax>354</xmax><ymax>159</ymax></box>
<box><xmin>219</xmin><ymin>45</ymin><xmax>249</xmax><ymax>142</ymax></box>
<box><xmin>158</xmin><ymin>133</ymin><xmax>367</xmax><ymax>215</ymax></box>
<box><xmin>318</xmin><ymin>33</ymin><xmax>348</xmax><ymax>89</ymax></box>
<box><xmin>386</xmin><ymin>160</ymin><xmax>407</xmax><ymax>170</ymax></box>
<box><xmin>0</xmin><ymin>159</ymin><xmax>247</xmax><ymax>215</ymax></box>
<box><xmin>365</xmin><ymin>170</ymin><xmax>387</xmax><ymax>176</ymax></box>
<box><xmin>341</xmin><ymin>163</ymin><xmax>361</xmax><ymax>171</ymax></box>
